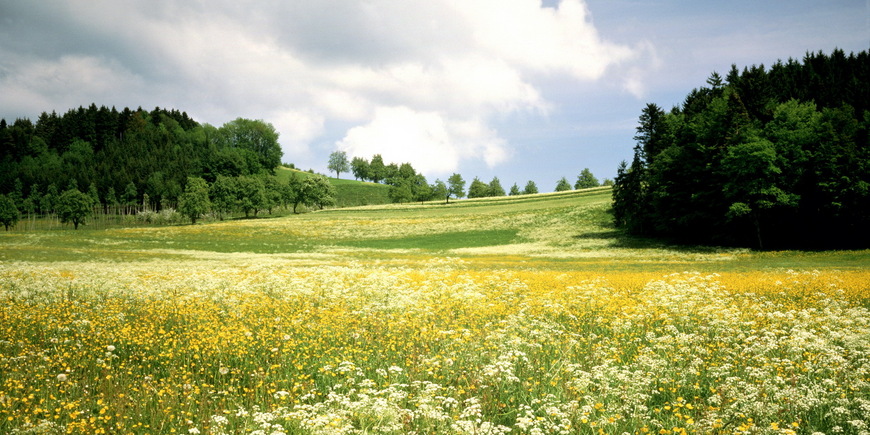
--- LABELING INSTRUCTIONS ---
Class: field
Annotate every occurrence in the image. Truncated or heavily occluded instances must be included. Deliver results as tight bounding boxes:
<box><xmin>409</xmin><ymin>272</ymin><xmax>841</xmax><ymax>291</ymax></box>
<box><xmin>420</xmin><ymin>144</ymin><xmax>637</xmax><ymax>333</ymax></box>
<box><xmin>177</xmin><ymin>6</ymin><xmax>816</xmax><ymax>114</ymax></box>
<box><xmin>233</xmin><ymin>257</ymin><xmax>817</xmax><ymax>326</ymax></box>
<box><xmin>1</xmin><ymin>187</ymin><xmax>868</xmax><ymax>434</ymax></box>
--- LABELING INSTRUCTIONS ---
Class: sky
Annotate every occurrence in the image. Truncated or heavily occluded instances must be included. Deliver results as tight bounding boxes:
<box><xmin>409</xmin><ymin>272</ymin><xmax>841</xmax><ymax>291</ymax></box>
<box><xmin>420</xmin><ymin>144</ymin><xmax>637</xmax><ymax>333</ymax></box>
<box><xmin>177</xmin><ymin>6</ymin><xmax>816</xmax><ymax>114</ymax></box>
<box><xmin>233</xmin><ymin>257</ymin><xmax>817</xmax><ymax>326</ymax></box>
<box><xmin>1</xmin><ymin>0</ymin><xmax>867</xmax><ymax>191</ymax></box>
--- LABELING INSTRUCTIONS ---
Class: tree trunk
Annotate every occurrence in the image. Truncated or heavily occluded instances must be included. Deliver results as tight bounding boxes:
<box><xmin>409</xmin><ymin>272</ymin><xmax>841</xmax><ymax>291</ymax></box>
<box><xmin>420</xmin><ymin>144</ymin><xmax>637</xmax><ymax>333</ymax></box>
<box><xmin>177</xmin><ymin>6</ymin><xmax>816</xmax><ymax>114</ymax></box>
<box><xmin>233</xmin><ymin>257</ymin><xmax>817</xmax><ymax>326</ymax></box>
<box><xmin>753</xmin><ymin>213</ymin><xmax>764</xmax><ymax>250</ymax></box>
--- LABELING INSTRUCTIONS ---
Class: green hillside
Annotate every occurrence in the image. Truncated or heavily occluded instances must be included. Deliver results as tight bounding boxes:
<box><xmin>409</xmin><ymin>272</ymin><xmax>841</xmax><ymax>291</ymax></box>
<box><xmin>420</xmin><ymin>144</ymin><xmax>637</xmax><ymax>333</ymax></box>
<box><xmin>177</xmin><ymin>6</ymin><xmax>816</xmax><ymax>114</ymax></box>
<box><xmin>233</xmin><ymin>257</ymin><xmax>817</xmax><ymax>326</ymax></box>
<box><xmin>275</xmin><ymin>166</ymin><xmax>391</xmax><ymax>207</ymax></box>
<box><xmin>4</xmin><ymin>185</ymin><xmax>866</xmax><ymax>271</ymax></box>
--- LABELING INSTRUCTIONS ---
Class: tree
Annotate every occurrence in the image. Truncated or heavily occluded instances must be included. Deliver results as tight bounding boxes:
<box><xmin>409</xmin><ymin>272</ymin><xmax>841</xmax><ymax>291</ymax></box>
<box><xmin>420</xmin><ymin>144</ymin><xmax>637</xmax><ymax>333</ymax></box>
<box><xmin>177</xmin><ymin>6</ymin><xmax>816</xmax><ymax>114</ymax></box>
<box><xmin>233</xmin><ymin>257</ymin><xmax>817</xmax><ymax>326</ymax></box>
<box><xmin>261</xmin><ymin>176</ymin><xmax>283</xmax><ymax>214</ymax></box>
<box><xmin>236</xmin><ymin>176</ymin><xmax>266</xmax><ymax>218</ymax></box>
<box><xmin>122</xmin><ymin>182</ymin><xmax>138</xmax><ymax>214</ymax></box>
<box><xmin>447</xmin><ymin>173</ymin><xmax>465</xmax><ymax>203</ymax></box>
<box><xmin>209</xmin><ymin>175</ymin><xmax>237</xmax><ymax>220</ymax></box>
<box><xmin>217</xmin><ymin>118</ymin><xmax>283</xmax><ymax>172</ymax></box>
<box><xmin>574</xmin><ymin>168</ymin><xmax>599</xmax><ymax>189</ymax></box>
<box><xmin>634</xmin><ymin>103</ymin><xmax>668</xmax><ymax>164</ymax></box>
<box><xmin>388</xmin><ymin>180</ymin><xmax>414</xmax><ymax>203</ymax></box>
<box><xmin>57</xmin><ymin>187</ymin><xmax>92</xmax><ymax>229</ymax></box>
<box><xmin>41</xmin><ymin>184</ymin><xmax>58</xmax><ymax>215</ymax></box>
<box><xmin>555</xmin><ymin>177</ymin><xmax>572</xmax><ymax>192</ymax></box>
<box><xmin>178</xmin><ymin>177</ymin><xmax>211</xmax><ymax>224</ymax></box>
<box><xmin>369</xmin><ymin>154</ymin><xmax>386</xmax><ymax>183</ymax></box>
<box><xmin>467</xmin><ymin>177</ymin><xmax>489</xmax><ymax>198</ymax></box>
<box><xmin>412</xmin><ymin>175</ymin><xmax>433</xmax><ymax>204</ymax></box>
<box><xmin>721</xmin><ymin>138</ymin><xmax>797</xmax><ymax>249</ymax></box>
<box><xmin>105</xmin><ymin>187</ymin><xmax>118</xmax><ymax>214</ymax></box>
<box><xmin>522</xmin><ymin>180</ymin><xmax>538</xmax><ymax>195</ymax></box>
<box><xmin>327</xmin><ymin>151</ymin><xmax>350</xmax><ymax>179</ymax></box>
<box><xmin>87</xmin><ymin>183</ymin><xmax>100</xmax><ymax>208</ymax></box>
<box><xmin>509</xmin><ymin>183</ymin><xmax>521</xmax><ymax>196</ymax></box>
<box><xmin>350</xmin><ymin>156</ymin><xmax>370</xmax><ymax>181</ymax></box>
<box><xmin>431</xmin><ymin>180</ymin><xmax>448</xmax><ymax>203</ymax></box>
<box><xmin>301</xmin><ymin>175</ymin><xmax>336</xmax><ymax>210</ymax></box>
<box><xmin>0</xmin><ymin>194</ymin><xmax>20</xmax><ymax>231</ymax></box>
<box><xmin>286</xmin><ymin>172</ymin><xmax>304</xmax><ymax>213</ymax></box>
<box><xmin>488</xmin><ymin>177</ymin><xmax>506</xmax><ymax>197</ymax></box>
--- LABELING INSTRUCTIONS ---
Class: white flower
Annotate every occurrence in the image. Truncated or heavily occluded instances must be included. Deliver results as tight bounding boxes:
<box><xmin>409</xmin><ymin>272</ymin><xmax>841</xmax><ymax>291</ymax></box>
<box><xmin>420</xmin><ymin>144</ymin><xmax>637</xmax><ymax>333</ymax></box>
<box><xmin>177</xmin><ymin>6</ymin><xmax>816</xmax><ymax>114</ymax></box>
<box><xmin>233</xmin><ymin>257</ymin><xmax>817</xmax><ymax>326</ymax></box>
<box><xmin>56</xmin><ymin>373</ymin><xmax>68</xmax><ymax>382</ymax></box>
<box><xmin>106</xmin><ymin>345</ymin><xmax>115</xmax><ymax>352</ymax></box>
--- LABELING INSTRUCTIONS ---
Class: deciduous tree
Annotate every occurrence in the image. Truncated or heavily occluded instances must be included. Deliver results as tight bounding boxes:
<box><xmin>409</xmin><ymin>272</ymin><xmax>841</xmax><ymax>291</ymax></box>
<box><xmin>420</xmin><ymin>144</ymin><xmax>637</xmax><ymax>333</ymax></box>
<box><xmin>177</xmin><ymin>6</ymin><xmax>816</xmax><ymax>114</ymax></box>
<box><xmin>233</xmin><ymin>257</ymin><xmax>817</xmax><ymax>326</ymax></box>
<box><xmin>57</xmin><ymin>187</ymin><xmax>92</xmax><ymax>229</ymax></box>
<box><xmin>178</xmin><ymin>177</ymin><xmax>211</xmax><ymax>224</ymax></box>
<box><xmin>522</xmin><ymin>180</ymin><xmax>538</xmax><ymax>195</ymax></box>
<box><xmin>555</xmin><ymin>177</ymin><xmax>571</xmax><ymax>192</ymax></box>
<box><xmin>0</xmin><ymin>194</ymin><xmax>20</xmax><ymax>231</ymax></box>
<box><xmin>574</xmin><ymin>168</ymin><xmax>599</xmax><ymax>189</ymax></box>
<box><xmin>447</xmin><ymin>173</ymin><xmax>465</xmax><ymax>203</ymax></box>
<box><xmin>328</xmin><ymin>151</ymin><xmax>350</xmax><ymax>179</ymax></box>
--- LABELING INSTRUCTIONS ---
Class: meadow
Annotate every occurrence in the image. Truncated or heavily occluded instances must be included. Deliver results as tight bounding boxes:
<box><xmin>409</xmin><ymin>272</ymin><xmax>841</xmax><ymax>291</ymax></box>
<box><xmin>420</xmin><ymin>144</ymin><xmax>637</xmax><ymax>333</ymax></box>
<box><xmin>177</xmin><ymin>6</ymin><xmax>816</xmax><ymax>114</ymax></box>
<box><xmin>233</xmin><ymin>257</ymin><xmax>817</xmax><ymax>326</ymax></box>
<box><xmin>1</xmin><ymin>188</ymin><xmax>868</xmax><ymax>434</ymax></box>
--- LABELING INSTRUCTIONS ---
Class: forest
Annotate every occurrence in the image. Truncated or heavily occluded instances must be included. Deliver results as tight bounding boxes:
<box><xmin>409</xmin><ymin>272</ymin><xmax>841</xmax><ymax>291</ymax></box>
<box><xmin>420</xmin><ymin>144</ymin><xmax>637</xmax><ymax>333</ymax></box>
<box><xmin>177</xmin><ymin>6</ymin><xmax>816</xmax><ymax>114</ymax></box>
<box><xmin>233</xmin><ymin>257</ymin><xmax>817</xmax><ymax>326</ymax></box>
<box><xmin>613</xmin><ymin>49</ymin><xmax>869</xmax><ymax>250</ymax></box>
<box><xmin>0</xmin><ymin>105</ymin><xmax>286</xmax><ymax>208</ymax></box>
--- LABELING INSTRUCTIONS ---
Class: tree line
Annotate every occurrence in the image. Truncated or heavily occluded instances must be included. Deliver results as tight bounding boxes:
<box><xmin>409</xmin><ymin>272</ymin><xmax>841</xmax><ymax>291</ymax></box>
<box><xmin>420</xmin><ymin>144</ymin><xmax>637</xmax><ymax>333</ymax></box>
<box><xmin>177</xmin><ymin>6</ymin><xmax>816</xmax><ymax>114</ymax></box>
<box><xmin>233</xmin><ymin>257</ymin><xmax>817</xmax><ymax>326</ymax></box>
<box><xmin>0</xmin><ymin>105</ymin><xmax>284</xmax><ymax>214</ymax></box>
<box><xmin>329</xmin><ymin>150</ymin><xmax>606</xmax><ymax>204</ymax></box>
<box><xmin>613</xmin><ymin>48</ymin><xmax>869</xmax><ymax>249</ymax></box>
<box><xmin>0</xmin><ymin>171</ymin><xmax>337</xmax><ymax>230</ymax></box>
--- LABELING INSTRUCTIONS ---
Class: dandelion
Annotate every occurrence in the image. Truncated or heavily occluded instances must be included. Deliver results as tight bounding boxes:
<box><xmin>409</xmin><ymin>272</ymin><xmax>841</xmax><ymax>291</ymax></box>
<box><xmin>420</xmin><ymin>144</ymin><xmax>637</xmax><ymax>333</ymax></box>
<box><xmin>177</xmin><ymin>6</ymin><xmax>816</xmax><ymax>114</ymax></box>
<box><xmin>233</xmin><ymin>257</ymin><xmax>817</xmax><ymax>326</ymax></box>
<box><xmin>56</xmin><ymin>373</ymin><xmax>68</xmax><ymax>382</ymax></box>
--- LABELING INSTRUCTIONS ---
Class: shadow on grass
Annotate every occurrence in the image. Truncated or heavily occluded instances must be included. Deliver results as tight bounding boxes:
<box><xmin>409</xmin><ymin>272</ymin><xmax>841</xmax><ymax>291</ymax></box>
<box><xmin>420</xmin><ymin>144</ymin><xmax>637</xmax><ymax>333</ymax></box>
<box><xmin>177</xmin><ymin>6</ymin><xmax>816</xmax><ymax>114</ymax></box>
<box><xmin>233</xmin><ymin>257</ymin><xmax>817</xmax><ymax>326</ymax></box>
<box><xmin>573</xmin><ymin>230</ymin><xmax>736</xmax><ymax>253</ymax></box>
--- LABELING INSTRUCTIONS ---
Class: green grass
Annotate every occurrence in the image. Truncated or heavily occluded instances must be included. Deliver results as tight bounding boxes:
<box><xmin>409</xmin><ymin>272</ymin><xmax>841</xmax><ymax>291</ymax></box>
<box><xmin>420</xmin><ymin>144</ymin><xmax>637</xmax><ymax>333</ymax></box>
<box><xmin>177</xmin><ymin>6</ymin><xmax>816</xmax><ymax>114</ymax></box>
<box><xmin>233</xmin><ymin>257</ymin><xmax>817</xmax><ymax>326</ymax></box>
<box><xmin>337</xmin><ymin>229</ymin><xmax>521</xmax><ymax>251</ymax></box>
<box><xmin>1</xmin><ymin>186</ymin><xmax>868</xmax><ymax>272</ymax></box>
<box><xmin>275</xmin><ymin>166</ymin><xmax>392</xmax><ymax>207</ymax></box>
<box><xmin>2</xmin><ymin>186</ymin><xmax>869</xmax><ymax>434</ymax></box>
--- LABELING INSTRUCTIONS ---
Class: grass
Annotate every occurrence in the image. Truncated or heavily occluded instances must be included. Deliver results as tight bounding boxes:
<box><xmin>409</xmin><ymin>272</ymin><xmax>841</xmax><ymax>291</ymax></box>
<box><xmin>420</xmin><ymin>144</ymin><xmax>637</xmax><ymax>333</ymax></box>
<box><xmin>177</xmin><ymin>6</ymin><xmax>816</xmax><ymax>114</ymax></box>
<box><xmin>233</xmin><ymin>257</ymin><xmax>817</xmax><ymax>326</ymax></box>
<box><xmin>275</xmin><ymin>166</ymin><xmax>392</xmax><ymax>207</ymax></box>
<box><xmin>1</xmin><ymin>187</ymin><xmax>869</xmax><ymax>434</ymax></box>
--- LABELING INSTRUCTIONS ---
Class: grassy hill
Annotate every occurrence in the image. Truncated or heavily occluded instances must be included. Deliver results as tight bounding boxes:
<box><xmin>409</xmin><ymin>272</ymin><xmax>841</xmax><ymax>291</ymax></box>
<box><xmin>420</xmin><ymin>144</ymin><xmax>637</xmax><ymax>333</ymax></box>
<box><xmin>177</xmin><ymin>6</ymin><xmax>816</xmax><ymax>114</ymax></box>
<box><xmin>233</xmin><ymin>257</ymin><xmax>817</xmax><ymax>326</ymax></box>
<box><xmin>2</xmin><ymin>185</ymin><xmax>867</xmax><ymax>272</ymax></box>
<box><xmin>275</xmin><ymin>166</ymin><xmax>391</xmax><ymax>207</ymax></box>
<box><xmin>2</xmin><ymin>185</ymin><xmax>869</xmax><ymax>434</ymax></box>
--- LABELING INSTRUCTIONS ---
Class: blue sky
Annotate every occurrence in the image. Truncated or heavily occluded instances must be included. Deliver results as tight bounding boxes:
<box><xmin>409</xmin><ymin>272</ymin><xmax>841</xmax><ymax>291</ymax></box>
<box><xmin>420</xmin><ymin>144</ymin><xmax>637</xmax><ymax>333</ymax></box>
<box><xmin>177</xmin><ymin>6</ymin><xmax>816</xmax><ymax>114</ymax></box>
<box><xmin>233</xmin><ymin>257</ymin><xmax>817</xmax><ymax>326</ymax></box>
<box><xmin>1</xmin><ymin>0</ymin><xmax>867</xmax><ymax>191</ymax></box>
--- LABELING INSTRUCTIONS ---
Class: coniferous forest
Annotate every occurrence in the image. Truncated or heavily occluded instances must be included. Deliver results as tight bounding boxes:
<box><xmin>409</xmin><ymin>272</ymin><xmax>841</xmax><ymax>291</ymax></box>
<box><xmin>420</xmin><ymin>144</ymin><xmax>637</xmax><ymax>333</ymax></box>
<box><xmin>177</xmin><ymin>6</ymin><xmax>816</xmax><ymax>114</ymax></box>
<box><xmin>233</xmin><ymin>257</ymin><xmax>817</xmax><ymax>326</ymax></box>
<box><xmin>613</xmin><ymin>49</ymin><xmax>870</xmax><ymax>250</ymax></box>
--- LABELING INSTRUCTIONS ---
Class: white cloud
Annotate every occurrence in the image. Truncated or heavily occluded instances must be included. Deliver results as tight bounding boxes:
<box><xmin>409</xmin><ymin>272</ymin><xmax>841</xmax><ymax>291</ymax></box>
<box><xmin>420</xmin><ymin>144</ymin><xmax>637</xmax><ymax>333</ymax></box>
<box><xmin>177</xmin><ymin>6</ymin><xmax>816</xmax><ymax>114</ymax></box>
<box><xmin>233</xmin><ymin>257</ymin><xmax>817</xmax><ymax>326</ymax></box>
<box><xmin>451</xmin><ymin>0</ymin><xmax>637</xmax><ymax>78</ymax></box>
<box><xmin>0</xmin><ymin>0</ymin><xmax>645</xmax><ymax>174</ymax></box>
<box><xmin>337</xmin><ymin>106</ymin><xmax>508</xmax><ymax>176</ymax></box>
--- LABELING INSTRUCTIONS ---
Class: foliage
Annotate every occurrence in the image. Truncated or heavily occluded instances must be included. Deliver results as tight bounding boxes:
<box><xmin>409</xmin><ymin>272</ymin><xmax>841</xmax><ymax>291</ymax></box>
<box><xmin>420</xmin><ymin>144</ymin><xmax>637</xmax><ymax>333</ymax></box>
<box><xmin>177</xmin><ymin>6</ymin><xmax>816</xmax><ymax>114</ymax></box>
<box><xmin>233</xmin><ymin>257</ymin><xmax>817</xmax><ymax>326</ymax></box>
<box><xmin>613</xmin><ymin>49</ymin><xmax>870</xmax><ymax>249</ymax></box>
<box><xmin>554</xmin><ymin>176</ymin><xmax>571</xmax><ymax>192</ymax></box>
<box><xmin>236</xmin><ymin>176</ymin><xmax>267</xmax><ymax>218</ymax></box>
<box><xmin>0</xmin><ymin>194</ymin><xmax>20</xmax><ymax>230</ymax></box>
<box><xmin>350</xmin><ymin>156</ymin><xmax>371</xmax><ymax>181</ymax></box>
<box><xmin>178</xmin><ymin>177</ymin><xmax>211</xmax><ymax>224</ymax></box>
<box><xmin>467</xmin><ymin>177</ymin><xmax>489</xmax><ymax>198</ymax></box>
<box><xmin>209</xmin><ymin>175</ymin><xmax>237</xmax><ymax>220</ymax></box>
<box><xmin>56</xmin><ymin>188</ymin><xmax>92</xmax><ymax>229</ymax></box>
<box><xmin>0</xmin><ymin>106</ymin><xmax>283</xmax><ymax>212</ymax></box>
<box><xmin>485</xmin><ymin>177</ymin><xmax>504</xmax><ymax>197</ymax></box>
<box><xmin>328</xmin><ymin>151</ymin><xmax>350</xmax><ymax>178</ymax></box>
<box><xmin>574</xmin><ymin>168</ymin><xmax>599</xmax><ymax>189</ymax></box>
<box><xmin>522</xmin><ymin>180</ymin><xmax>538</xmax><ymax>195</ymax></box>
<box><xmin>300</xmin><ymin>174</ymin><xmax>337</xmax><ymax>210</ymax></box>
<box><xmin>216</xmin><ymin>118</ymin><xmax>283</xmax><ymax>173</ymax></box>
<box><xmin>369</xmin><ymin>154</ymin><xmax>386</xmax><ymax>183</ymax></box>
<box><xmin>447</xmin><ymin>173</ymin><xmax>465</xmax><ymax>203</ymax></box>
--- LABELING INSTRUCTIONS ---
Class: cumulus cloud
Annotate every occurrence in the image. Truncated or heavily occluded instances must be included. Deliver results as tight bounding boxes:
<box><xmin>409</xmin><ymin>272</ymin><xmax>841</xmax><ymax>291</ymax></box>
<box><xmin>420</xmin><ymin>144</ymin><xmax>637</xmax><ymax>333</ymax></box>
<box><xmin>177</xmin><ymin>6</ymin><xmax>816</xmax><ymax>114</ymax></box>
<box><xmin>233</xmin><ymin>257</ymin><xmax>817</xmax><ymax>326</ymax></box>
<box><xmin>337</xmin><ymin>106</ymin><xmax>508</xmax><ymax>175</ymax></box>
<box><xmin>0</xmin><ymin>0</ymin><xmax>643</xmax><ymax>175</ymax></box>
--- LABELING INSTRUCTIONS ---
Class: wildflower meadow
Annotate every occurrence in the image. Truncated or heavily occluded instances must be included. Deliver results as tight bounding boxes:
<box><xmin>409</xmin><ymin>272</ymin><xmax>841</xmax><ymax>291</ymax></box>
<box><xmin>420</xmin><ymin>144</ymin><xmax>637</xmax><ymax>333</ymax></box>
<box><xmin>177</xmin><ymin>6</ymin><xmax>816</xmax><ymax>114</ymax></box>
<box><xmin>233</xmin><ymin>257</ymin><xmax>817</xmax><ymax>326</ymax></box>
<box><xmin>1</xmin><ymin>189</ymin><xmax>868</xmax><ymax>434</ymax></box>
